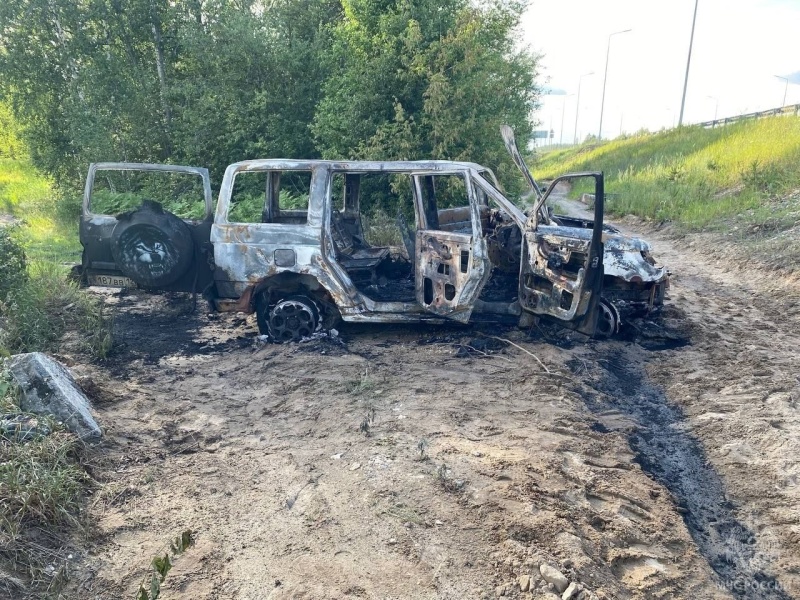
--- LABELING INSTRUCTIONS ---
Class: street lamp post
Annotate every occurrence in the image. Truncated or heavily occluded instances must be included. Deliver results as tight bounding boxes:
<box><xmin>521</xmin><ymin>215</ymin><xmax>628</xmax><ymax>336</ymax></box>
<box><xmin>679</xmin><ymin>0</ymin><xmax>700</xmax><ymax>126</ymax></box>
<box><xmin>707</xmin><ymin>95</ymin><xmax>718</xmax><ymax>124</ymax></box>
<box><xmin>775</xmin><ymin>75</ymin><xmax>789</xmax><ymax>107</ymax></box>
<box><xmin>598</xmin><ymin>28</ymin><xmax>631</xmax><ymax>140</ymax></box>
<box><xmin>574</xmin><ymin>72</ymin><xmax>594</xmax><ymax>145</ymax></box>
<box><xmin>559</xmin><ymin>94</ymin><xmax>573</xmax><ymax>145</ymax></box>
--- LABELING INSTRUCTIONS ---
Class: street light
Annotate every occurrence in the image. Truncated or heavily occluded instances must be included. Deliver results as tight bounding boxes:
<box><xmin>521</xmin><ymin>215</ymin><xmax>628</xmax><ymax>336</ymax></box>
<box><xmin>598</xmin><ymin>28</ymin><xmax>632</xmax><ymax>140</ymax></box>
<box><xmin>707</xmin><ymin>95</ymin><xmax>718</xmax><ymax>124</ymax></box>
<box><xmin>574</xmin><ymin>72</ymin><xmax>594</xmax><ymax>145</ymax></box>
<box><xmin>679</xmin><ymin>0</ymin><xmax>700</xmax><ymax>126</ymax></box>
<box><xmin>559</xmin><ymin>94</ymin><xmax>574</xmax><ymax>145</ymax></box>
<box><xmin>775</xmin><ymin>75</ymin><xmax>789</xmax><ymax>107</ymax></box>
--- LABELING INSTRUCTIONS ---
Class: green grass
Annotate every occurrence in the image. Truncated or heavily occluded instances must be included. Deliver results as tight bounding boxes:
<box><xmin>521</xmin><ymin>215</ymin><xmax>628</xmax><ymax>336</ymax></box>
<box><xmin>0</xmin><ymin>157</ymin><xmax>80</xmax><ymax>262</ymax></box>
<box><xmin>533</xmin><ymin>116</ymin><xmax>800</xmax><ymax>230</ymax></box>
<box><xmin>0</xmin><ymin>259</ymin><xmax>113</xmax><ymax>359</ymax></box>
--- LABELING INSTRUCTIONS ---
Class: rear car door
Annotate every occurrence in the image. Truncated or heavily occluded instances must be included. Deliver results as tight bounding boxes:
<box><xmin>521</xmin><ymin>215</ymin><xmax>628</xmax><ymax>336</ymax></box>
<box><xmin>413</xmin><ymin>170</ymin><xmax>490</xmax><ymax>323</ymax></box>
<box><xmin>78</xmin><ymin>163</ymin><xmax>214</xmax><ymax>292</ymax></box>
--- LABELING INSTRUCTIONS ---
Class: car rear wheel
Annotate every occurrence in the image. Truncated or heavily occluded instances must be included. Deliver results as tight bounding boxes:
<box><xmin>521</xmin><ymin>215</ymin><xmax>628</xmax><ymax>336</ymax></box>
<box><xmin>257</xmin><ymin>295</ymin><xmax>321</xmax><ymax>342</ymax></box>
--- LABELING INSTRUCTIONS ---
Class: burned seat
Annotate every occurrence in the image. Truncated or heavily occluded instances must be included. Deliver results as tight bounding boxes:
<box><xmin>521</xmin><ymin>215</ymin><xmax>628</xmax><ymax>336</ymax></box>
<box><xmin>331</xmin><ymin>210</ymin><xmax>388</xmax><ymax>283</ymax></box>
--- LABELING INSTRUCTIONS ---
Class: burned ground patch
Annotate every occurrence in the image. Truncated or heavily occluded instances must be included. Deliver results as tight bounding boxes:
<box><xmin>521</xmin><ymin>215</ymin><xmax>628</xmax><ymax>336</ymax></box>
<box><xmin>578</xmin><ymin>342</ymin><xmax>791</xmax><ymax>599</ymax></box>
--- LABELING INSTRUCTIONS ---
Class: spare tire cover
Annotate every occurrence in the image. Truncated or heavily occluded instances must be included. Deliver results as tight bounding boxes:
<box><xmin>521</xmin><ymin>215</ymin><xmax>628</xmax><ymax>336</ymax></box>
<box><xmin>111</xmin><ymin>200</ymin><xmax>194</xmax><ymax>288</ymax></box>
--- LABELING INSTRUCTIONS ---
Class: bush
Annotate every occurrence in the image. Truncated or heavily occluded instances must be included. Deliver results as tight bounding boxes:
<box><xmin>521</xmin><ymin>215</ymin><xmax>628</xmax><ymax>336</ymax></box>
<box><xmin>362</xmin><ymin>209</ymin><xmax>404</xmax><ymax>247</ymax></box>
<box><xmin>0</xmin><ymin>228</ymin><xmax>27</xmax><ymax>302</ymax></box>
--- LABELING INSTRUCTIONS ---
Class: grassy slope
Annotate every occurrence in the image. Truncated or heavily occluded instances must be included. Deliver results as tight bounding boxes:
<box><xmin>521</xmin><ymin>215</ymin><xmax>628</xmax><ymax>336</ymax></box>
<box><xmin>0</xmin><ymin>157</ymin><xmax>80</xmax><ymax>262</ymax></box>
<box><xmin>533</xmin><ymin>116</ymin><xmax>800</xmax><ymax>231</ymax></box>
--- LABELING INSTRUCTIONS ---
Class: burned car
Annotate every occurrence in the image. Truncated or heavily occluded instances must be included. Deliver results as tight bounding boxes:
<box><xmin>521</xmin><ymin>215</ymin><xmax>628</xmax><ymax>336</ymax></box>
<box><xmin>77</xmin><ymin>130</ymin><xmax>668</xmax><ymax>341</ymax></box>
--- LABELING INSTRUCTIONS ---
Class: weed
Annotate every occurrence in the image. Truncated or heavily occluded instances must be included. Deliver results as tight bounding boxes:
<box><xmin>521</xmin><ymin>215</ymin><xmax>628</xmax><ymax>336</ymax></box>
<box><xmin>0</xmin><ymin>432</ymin><xmax>86</xmax><ymax>528</ymax></box>
<box><xmin>434</xmin><ymin>462</ymin><xmax>465</xmax><ymax>494</ymax></box>
<box><xmin>0</xmin><ymin>371</ymin><xmax>17</xmax><ymax>413</ymax></box>
<box><xmin>416</xmin><ymin>438</ymin><xmax>429</xmax><ymax>461</ymax></box>
<box><xmin>0</xmin><ymin>394</ymin><xmax>89</xmax><ymax>595</ymax></box>
<box><xmin>385</xmin><ymin>502</ymin><xmax>425</xmax><ymax>525</ymax></box>
<box><xmin>0</xmin><ymin>227</ymin><xmax>27</xmax><ymax>302</ymax></box>
<box><xmin>347</xmin><ymin>368</ymin><xmax>376</xmax><ymax>396</ymax></box>
<box><xmin>359</xmin><ymin>407</ymin><xmax>376</xmax><ymax>436</ymax></box>
<box><xmin>140</xmin><ymin>467</ymin><xmax>159</xmax><ymax>486</ymax></box>
<box><xmin>0</xmin><ymin>259</ymin><xmax>113</xmax><ymax>359</ymax></box>
<box><xmin>136</xmin><ymin>529</ymin><xmax>194</xmax><ymax>600</ymax></box>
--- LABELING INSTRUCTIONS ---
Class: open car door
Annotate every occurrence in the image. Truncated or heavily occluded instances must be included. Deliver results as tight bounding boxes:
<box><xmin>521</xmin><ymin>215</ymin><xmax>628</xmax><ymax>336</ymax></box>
<box><xmin>78</xmin><ymin>163</ymin><xmax>215</xmax><ymax>293</ymax></box>
<box><xmin>519</xmin><ymin>173</ymin><xmax>606</xmax><ymax>336</ymax></box>
<box><xmin>413</xmin><ymin>172</ymin><xmax>490</xmax><ymax>323</ymax></box>
<box><xmin>499</xmin><ymin>125</ymin><xmax>607</xmax><ymax>336</ymax></box>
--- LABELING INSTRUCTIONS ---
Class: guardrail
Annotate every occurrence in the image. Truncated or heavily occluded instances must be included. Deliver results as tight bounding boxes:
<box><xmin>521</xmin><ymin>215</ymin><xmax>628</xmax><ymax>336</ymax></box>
<box><xmin>696</xmin><ymin>103</ymin><xmax>800</xmax><ymax>128</ymax></box>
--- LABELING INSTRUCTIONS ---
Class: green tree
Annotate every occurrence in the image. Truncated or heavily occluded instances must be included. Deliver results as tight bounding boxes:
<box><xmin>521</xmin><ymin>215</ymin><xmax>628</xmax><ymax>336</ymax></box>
<box><xmin>0</xmin><ymin>0</ymin><xmax>539</xmax><ymax>195</ymax></box>
<box><xmin>0</xmin><ymin>102</ymin><xmax>24</xmax><ymax>158</ymax></box>
<box><xmin>168</xmin><ymin>0</ymin><xmax>340</xmax><ymax>181</ymax></box>
<box><xmin>313</xmin><ymin>0</ymin><xmax>539</xmax><ymax>193</ymax></box>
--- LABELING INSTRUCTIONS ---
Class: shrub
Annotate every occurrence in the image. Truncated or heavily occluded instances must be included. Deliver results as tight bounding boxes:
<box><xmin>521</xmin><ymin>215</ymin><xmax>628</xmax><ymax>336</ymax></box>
<box><xmin>0</xmin><ymin>228</ymin><xmax>27</xmax><ymax>302</ymax></box>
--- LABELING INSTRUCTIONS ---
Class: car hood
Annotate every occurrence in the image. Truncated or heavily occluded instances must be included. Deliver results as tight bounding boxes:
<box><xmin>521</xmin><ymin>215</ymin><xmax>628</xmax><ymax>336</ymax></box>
<box><xmin>534</xmin><ymin>225</ymin><xmax>668</xmax><ymax>284</ymax></box>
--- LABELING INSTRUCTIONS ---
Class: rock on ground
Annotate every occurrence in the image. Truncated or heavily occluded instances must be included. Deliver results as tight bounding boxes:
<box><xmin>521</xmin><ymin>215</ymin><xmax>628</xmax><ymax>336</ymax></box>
<box><xmin>562</xmin><ymin>581</ymin><xmax>580</xmax><ymax>600</ymax></box>
<box><xmin>539</xmin><ymin>564</ymin><xmax>569</xmax><ymax>594</ymax></box>
<box><xmin>6</xmin><ymin>352</ymin><xmax>102</xmax><ymax>440</ymax></box>
<box><xmin>518</xmin><ymin>574</ymin><xmax>531</xmax><ymax>592</ymax></box>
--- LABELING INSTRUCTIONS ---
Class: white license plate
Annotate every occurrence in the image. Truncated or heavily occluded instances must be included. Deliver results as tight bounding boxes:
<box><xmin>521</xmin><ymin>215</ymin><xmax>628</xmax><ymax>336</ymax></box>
<box><xmin>88</xmin><ymin>274</ymin><xmax>137</xmax><ymax>288</ymax></box>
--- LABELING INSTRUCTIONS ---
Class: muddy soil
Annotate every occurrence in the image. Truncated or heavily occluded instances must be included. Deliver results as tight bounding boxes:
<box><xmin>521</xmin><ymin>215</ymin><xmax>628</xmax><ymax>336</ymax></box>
<box><xmin>51</xmin><ymin>219</ymin><xmax>800</xmax><ymax>600</ymax></box>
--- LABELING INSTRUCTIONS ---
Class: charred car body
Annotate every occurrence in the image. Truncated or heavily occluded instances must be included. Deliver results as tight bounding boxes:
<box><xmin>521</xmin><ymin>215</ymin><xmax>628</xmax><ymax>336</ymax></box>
<box><xmin>77</xmin><ymin>130</ymin><xmax>668</xmax><ymax>341</ymax></box>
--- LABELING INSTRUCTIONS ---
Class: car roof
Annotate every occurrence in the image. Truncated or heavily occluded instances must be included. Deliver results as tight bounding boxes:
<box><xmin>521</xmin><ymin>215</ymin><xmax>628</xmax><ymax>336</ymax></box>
<box><xmin>225</xmin><ymin>159</ymin><xmax>491</xmax><ymax>173</ymax></box>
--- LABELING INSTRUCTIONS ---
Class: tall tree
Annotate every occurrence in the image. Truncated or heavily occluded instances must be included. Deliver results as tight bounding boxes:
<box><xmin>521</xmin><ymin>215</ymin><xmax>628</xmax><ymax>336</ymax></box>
<box><xmin>168</xmin><ymin>0</ymin><xmax>340</xmax><ymax>181</ymax></box>
<box><xmin>0</xmin><ymin>0</ymin><xmax>538</xmax><ymax>194</ymax></box>
<box><xmin>312</xmin><ymin>0</ymin><xmax>539</xmax><ymax>192</ymax></box>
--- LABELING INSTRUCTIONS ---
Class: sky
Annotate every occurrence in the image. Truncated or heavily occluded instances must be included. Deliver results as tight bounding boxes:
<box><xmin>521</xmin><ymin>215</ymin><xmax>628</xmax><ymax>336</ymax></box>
<box><xmin>520</xmin><ymin>0</ymin><xmax>800</xmax><ymax>143</ymax></box>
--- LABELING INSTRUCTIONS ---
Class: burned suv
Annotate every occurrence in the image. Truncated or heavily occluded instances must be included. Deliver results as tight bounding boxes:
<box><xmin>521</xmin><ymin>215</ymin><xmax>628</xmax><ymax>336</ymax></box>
<box><xmin>77</xmin><ymin>131</ymin><xmax>667</xmax><ymax>341</ymax></box>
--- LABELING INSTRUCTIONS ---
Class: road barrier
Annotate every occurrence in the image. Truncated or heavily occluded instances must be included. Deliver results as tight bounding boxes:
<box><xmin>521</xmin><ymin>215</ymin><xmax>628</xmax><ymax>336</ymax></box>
<box><xmin>696</xmin><ymin>103</ymin><xmax>800</xmax><ymax>128</ymax></box>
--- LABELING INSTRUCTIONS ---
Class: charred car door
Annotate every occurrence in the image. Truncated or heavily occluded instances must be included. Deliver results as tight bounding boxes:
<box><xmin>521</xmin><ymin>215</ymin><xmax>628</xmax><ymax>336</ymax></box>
<box><xmin>519</xmin><ymin>174</ymin><xmax>606</xmax><ymax>336</ymax></box>
<box><xmin>78</xmin><ymin>163</ymin><xmax>215</xmax><ymax>292</ymax></box>
<box><xmin>497</xmin><ymin>125</ymin><xmax>608</xmax><ymax>337</ymax></box>
<box><xmin>413</xmin><ymin>171</ymin><xmax>490</xmax><ymax>323</ymax></box>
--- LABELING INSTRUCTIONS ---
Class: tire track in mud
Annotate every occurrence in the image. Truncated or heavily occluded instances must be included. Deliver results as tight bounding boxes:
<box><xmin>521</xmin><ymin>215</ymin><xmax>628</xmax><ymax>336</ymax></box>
<box><xmin>580</xmin><ymin>342</ymin><xmax>791</xmax><ymax>600</ymax></box>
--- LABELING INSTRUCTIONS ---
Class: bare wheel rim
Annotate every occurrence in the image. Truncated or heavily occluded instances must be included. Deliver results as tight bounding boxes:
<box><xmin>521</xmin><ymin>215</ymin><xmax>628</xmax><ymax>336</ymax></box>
<box><xmin>268</xmin><ymin>299</ymin><xmax>318</xmax><ymax>342</ymax></box>
<box><xmin>596</xmin><ymin>301</ymin><xmax>619</xmax><ymax>338</ymax></box>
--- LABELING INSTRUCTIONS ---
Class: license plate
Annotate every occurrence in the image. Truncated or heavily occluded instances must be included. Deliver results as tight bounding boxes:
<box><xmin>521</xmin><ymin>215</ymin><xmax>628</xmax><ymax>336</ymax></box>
<box><xmin>88</xmin><ymin>274</ymin><xmax>137</xmax><ymax>288</ymax></box>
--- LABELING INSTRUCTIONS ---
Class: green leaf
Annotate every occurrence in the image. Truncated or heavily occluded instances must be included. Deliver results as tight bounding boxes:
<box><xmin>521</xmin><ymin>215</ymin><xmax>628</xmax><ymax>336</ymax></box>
<box><xmin>137</xmin><ymin>584</ymin><xmax>149</xmax><ymax>600</ymax></box>
<box><xmin>152</xmin><ymin>553</ymin><xmax>172</xmax><ymax>581</ymax></box>
<box><xmin>179</xmin><ymin>529</ymin><xmax>194</xmax><ymax>552</ymax></box>
<box><xmin>150</xmin><ymin>572</ymin><xmax>161</xmax><ymax>600</ymax></box>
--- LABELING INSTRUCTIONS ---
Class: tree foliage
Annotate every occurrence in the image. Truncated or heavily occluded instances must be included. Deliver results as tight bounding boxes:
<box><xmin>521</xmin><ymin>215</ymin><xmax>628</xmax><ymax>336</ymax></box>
<box><xmin>0</xmin><ymin>0</ymin><xmax>539</xmax><ymax>193</ymax></box>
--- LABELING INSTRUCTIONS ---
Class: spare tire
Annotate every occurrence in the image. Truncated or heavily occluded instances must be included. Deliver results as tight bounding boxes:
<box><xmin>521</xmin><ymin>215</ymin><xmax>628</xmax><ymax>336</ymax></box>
<box><xmin>110</xmin><ymin>200</ymin><xmax>194</xmax><ymax>288</ymax></box>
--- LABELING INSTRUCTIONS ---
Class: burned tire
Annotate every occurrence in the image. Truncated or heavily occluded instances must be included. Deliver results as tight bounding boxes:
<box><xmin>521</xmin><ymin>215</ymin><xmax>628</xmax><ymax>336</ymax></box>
<box><xmin>110</xmin><ymin>200</ymin><xmax>194</xmax><ymax>288</ymax></box>
<box><xmin>257</xmin><ymin>295</ymin><xmax>320</xmax><ymax>342</ymax></box>
<box><xmin>595</xmin><ymin>299</ymin><xmax>621</xmax><ymax>339</ymax></box>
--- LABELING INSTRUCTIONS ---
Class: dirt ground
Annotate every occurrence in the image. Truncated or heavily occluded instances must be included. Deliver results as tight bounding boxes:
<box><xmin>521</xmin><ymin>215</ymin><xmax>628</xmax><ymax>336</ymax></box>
<box><xmin>50</xmin><ymin>217</ymin><xmax>800</xmax><ymax>600</ymax></box>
